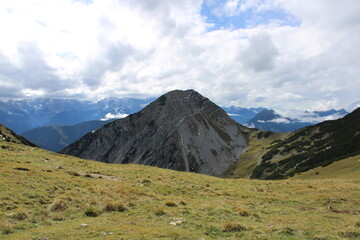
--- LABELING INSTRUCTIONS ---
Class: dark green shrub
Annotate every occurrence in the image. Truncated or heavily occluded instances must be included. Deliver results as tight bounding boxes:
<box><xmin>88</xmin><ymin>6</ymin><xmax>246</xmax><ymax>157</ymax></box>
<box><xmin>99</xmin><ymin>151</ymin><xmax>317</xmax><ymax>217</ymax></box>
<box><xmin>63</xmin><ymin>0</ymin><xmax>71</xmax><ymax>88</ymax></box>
<box><xmin>154</xmin><ymin>208</ymin><xmax>166</xmax><ymax>216</ymax></box>
<box><xmin>12</xmin><ymin>212</ymin><xmax>28</xmax><ymax>220</ymax></box>
<box><xmin>84</xmin><ymin>207</ymin><xmax>100</xmax><ymax>217</ymax></box>
<box><xmin>165</xmin><ymin>201</ymin><xmax>177</xmax><ymax>207</ymax></box>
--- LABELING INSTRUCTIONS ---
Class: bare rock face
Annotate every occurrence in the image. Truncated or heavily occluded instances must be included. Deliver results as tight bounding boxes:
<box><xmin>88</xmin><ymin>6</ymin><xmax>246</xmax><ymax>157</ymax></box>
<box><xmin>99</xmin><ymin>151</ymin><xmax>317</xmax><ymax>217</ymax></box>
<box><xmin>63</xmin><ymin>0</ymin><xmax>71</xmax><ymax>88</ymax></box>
<box><xmin>61</xmin><ymin>90</ymin><xmax>250</xmax><ymax>176</ymax></box>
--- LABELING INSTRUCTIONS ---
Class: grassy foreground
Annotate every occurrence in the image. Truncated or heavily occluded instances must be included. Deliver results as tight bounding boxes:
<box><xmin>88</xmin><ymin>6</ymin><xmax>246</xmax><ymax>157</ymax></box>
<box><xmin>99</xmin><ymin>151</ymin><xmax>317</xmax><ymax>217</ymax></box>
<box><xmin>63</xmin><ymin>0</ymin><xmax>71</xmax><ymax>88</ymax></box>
<box><xmin>1</xmin><ymin>141</ymin><xmax>360</xmax><ymax>239</ymax></box>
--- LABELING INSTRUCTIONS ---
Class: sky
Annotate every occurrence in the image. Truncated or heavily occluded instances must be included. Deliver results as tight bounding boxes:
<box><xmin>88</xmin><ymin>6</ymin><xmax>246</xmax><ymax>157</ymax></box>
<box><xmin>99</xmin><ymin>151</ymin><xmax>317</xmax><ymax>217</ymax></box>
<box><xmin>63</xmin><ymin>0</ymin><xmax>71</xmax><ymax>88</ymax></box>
<box><xmin>0</xmin><ymin>0</ymin><xmax>360</xmax><ymax>113</ymax></box>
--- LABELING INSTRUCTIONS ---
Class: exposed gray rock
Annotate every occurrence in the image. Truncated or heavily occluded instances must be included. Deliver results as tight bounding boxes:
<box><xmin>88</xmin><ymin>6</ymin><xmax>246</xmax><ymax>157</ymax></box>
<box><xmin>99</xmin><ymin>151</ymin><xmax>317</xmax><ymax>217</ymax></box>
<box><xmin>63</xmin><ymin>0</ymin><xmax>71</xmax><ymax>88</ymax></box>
<box><xmin>61</xmin><ymin>90</ymin><xmax>250</xmax><ymax>177</ymax></box>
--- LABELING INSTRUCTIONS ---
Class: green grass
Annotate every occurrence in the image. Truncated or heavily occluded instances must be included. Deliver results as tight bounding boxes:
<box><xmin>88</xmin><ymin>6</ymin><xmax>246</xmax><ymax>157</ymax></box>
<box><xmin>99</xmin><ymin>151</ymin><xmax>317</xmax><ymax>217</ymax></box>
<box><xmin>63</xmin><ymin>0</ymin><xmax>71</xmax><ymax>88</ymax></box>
<box><xmin>225</xmin><ymin>130</ymin><xmax>287</xmax><ymax>178</ymax></box>
<box><xmin>1</xmin><ymin>141</ymin><xmax>360</xmax><ymax>239</ymax></box>
<box><xmin>292</xmin><ymin>154</ymin><xmax>360</xmax><ymax>180</ymax></box>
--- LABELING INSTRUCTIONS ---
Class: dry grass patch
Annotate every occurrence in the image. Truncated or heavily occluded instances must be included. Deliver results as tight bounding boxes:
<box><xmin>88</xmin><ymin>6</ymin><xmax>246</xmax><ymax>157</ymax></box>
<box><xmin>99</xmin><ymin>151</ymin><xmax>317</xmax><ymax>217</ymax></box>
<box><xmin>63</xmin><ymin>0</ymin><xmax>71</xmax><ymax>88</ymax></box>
<box><xmin>236</xmin><ymin>207</ymin><xmax>250</xmax><ymax>216</ymax></box>
<box><xmin>48</xmin><ymin>199</ymin><xmax>68</xmax><ymax>212</ymax></box>
<box><xmin>223</xmin><ymin>222</ymin><xmax>247</xmax><ymax>232</ymax></box>
<box><xmin>10</xmin><ymin>212</ymin><xmax>28</xmax><ymax>221</ymax></box>
<box><xmin>338</xmin><ymin>231</ymin><xmax>360</xmax><ymax>238</ymax></box>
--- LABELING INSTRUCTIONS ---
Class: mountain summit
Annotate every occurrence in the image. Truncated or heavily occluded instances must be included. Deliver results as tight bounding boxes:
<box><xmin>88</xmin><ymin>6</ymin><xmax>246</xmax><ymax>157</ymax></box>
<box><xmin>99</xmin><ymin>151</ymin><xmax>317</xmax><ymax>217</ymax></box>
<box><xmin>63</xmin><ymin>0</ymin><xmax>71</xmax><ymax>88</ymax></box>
<box><xmin>61</xmin><ymin>90</ymin><xmax>250</xmax><ymax>176</ymax></box>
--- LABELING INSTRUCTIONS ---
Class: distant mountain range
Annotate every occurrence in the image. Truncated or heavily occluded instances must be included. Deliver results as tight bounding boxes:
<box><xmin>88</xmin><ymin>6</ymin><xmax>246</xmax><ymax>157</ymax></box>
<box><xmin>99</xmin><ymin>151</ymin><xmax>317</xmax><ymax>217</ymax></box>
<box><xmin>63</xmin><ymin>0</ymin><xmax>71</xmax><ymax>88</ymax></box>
<box><xmin>0</xmin><ymin>97</ymin><xmax>154</xmax><ymax>134</ymax></box>
<box><xmin>0</xmin><ymin>97</ymin><xmax>348</xmax><ymax>152</ymax></box>
<box><xmin>245</xmin><ymin>109</ymin><xmax>348</xmax><ymax>133</ymax></box>
<box><xmin>221</xmin><ymin>106</ymin><xmax>265</xmax><ymax>124</ymax></box>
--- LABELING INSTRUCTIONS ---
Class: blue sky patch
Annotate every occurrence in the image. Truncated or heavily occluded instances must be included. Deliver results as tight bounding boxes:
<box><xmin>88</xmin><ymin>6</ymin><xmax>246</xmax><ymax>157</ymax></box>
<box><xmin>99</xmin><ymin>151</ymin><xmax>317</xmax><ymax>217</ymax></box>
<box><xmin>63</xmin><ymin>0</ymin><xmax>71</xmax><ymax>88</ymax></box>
<box><xmin>201</xmin><ymin>0</ymin><xmax>300</xmax><ymax>30</ymax></box>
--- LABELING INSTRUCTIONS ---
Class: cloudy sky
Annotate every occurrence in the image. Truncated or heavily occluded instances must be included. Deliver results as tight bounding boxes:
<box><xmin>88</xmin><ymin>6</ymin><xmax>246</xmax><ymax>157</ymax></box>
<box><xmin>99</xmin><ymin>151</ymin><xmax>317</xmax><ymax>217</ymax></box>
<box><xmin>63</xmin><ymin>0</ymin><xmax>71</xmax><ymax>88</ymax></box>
<box><xmin>0</xmin><ymin>0</ymin><xmax>360</xmax><ymax>112</ymax></box>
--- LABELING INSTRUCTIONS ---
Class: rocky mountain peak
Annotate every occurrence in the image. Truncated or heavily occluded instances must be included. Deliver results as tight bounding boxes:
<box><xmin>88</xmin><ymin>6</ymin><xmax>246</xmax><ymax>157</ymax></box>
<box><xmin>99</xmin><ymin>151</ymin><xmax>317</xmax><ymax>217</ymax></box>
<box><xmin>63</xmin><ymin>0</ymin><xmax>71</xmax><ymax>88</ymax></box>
<box><xmin>62</xmin><ymin>90</ymin><xmax>250</xmax><ymax>176</ymax></box>
<box><xmin>137</xmin><ymin>89</ymin><xmax>237</xmax><ymax>127</ymax></box>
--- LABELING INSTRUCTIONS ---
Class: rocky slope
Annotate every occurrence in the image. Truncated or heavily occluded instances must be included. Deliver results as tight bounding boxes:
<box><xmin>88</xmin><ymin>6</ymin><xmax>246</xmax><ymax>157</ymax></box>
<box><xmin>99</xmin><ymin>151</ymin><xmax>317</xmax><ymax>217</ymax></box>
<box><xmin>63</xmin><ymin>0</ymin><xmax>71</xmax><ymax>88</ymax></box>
<box><xmin>62</xmin><ymin>90</ymin><xmax>251</xmax><ymax>176</ymax></box>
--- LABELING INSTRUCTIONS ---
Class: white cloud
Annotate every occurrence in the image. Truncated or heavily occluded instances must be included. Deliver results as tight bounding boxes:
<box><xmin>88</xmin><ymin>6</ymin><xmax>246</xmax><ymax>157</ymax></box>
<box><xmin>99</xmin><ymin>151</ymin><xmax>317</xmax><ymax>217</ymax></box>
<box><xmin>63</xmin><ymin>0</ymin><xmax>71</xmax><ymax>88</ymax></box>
<box><xmin>239</xmin><ymin>32</ymin><xmax>279</xmax><ymax>72</ymax></box>
<box><xmin>0</xmin><ymin>0</ymin><xmax>359</xmax><ymax>112</ymax></box>
<box><xmin>268</xmin><ymin>118</ymin><xmax>291</xmax><ymax>124</ymax></box>
<box><xmin>279</xmin><ymin>93</ymin><xmax>304</xmax><ymax>100</ymax></box>
<box><xmin>101</xmin><ymin>113</ymin><xmax>128</xmax><ymax>121</ymax></box>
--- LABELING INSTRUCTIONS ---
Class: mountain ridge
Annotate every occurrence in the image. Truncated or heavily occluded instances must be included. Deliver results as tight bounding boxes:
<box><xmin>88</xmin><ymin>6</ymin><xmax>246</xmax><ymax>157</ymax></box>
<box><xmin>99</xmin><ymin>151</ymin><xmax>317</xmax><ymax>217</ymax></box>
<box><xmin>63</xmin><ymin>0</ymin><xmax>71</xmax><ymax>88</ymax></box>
<box><xmin>248</xmin><ymin>107</ymin><xmax>360</xmax><ymax>179</ymax></box>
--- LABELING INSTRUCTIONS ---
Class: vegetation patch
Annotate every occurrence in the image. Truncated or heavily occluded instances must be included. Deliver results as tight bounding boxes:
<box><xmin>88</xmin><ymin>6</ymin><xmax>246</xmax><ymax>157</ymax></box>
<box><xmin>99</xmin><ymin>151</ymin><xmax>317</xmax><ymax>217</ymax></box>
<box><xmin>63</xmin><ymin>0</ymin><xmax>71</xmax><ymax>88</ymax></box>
<box><xmin>236</xmin><ymin>207</ymin><xmax>250</xmax><ymax>217</ymax></box>
<box><xmin>13</xmin><ymin>167</ymin><xmax>30</xmax><ymax>171</ymax></box>
<box><xmin>338</xmin><ymin>231</ymin><xmax>360</xmax><ymax>238</ymax></box>
<box><xmin>252</xmin><ymin>109</ymin><xmax>360</xmax><ymax>179</ymax></box>
<box><xmin>84</xmin><ymin>207</ymin><xmax>101</xmax><ymax>217</ymax></box>
<box><xmin>48</xmin><ymin>199</ymin><xmax>68</xmax><ymax>212</ymax></box>
<box><xmin>154</xmin><ymin>208</ymin><xmax>166</xmax><ymax>216</ymax></box>
<box><xmin>104</xmin><ymin>202</ymin><xmax>127</xmax><ymax>212</ymax></box>
<box><xmin>141</xmin><ymin>179</ymin><xmax>151</xmax><ymax>184</ymax></box>
<box><xmin>66</xmin><ymin>171</ymin><xmax>81</xmax><ymax>176</ymax></box>
<box><xmin>223</xmin><ymin>222</ymin><xmax>247</xmax><ymax>232</ymax></box>
<box><xmin>11</xmin><ymin>212</ymin><xmax>28</xmax><ymax>221</ymax></box>
<box><xmin>165</xmin><ymin>201</ymin><xmax>177</xmax><ymax>207</ymax></box>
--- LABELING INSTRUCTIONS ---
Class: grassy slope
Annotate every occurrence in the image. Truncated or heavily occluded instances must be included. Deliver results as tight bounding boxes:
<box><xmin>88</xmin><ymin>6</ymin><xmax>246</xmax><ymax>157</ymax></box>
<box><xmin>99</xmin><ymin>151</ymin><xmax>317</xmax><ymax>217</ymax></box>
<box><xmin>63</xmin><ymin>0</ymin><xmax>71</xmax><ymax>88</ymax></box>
<box><xmin>0</xmin><ymin>124</ymin><xmax>35</xmax><ymax>147</ymax></box>
<box><xmin>292</xmin><ymin>154</ymin><xmax>360</xmax><ymax>180</ymax></box>
<box><xmin>1</xmin><ymin>141</ymin><xmax>360</xmax><ymax>240</ymax></box>
<box><xmin>250</xmin><ymin>108</ymin><xmax>360</xmax><ymax>180</ymax></box>
<box><xmin>225</xmin><ymin>130</ymin><xmax>288</xmax><ymax>179</ymax></box>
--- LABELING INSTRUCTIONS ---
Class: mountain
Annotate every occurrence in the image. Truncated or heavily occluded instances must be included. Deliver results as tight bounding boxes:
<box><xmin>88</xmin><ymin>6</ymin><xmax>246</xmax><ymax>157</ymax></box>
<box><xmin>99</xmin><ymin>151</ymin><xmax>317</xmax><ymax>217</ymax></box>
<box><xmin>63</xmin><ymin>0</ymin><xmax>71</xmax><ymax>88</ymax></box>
<box><xmin>0</xmin><ymin>97</ymin><xmax>154</xmax><ymax>134</ymax></box>
<box><xmin>246</xmin><ymin>109</ymin><xmax>313</xmax><ymax>132</ymax></box>
<box><xmin>61</xmin><ymin>90</ymin><xmax>251</xmax><ymax>177</ymax></box>
<box><xmin>313</xmin><ymin>108</ymin><xmax>348</xmax><ymax>117</ymax></box>
<box><xmin>244</xmin><ymin>108</ymin><xmax>360</xmax><ymax>179</ymax></box>
<box><xmin>21</xmin><ymin>119</ymin><xmax>115</xmax><ymax>152</ymax></box>
<box><xmin>299</xmin><ymin>108</ymin><xmax>348</xmax><ymax>123</ymax></box>
<box><xmin>245</xmin><ymin>108</ymin><xmax>348</xmax><ymax>133</ymax></box>
<box><xmin>222</xmin><ymin>106</ymin><xmax>265</xmax><ymax>124</ymax></box>
<box><xmin>0</xmin><ymin>123</ymin><xmax>35</xmax><ymax>147</ymax></box>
